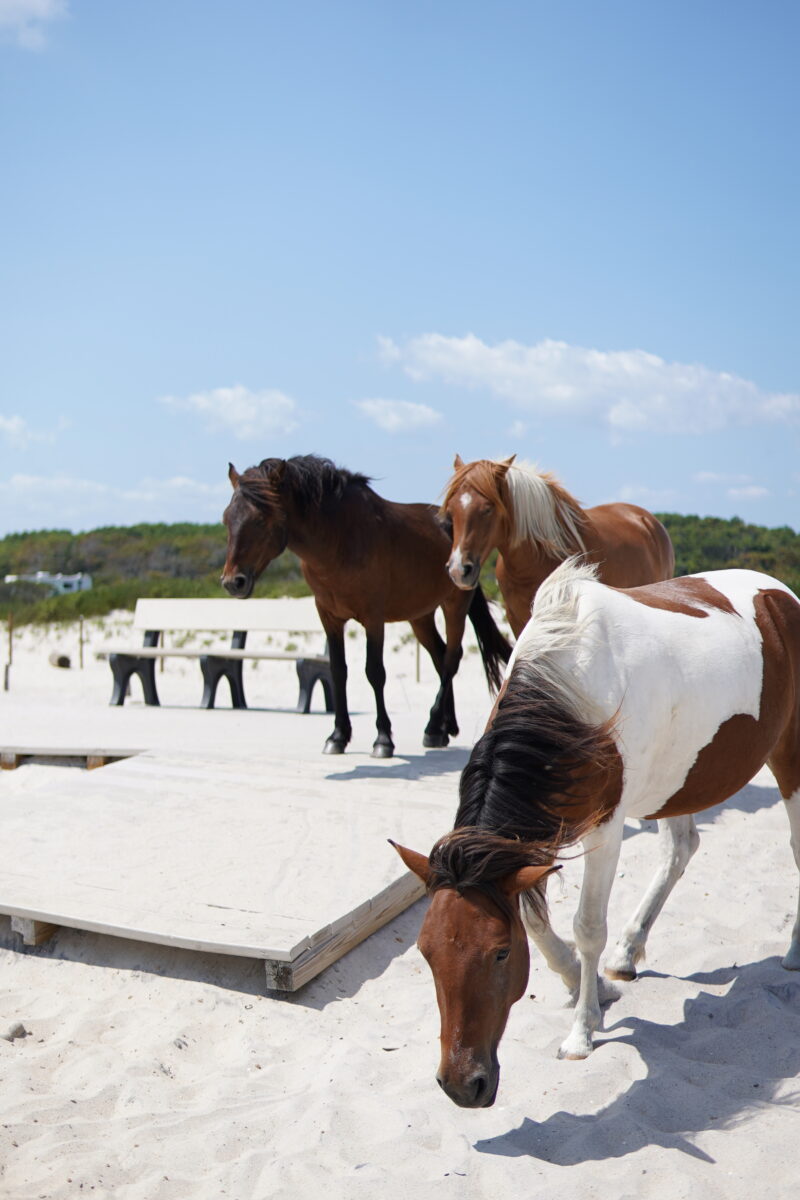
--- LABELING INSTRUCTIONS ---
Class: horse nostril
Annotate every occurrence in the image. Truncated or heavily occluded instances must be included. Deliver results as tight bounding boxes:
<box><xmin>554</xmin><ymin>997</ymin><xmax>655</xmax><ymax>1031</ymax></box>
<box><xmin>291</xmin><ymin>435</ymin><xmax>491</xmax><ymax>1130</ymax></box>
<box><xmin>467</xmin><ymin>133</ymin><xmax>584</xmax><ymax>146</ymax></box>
<box><xmin>435</xmin><ymin>1073</ymin><xmax>444</xmax><ymax>1090</ymax></box>
<box><xmin>472</xmin><ymin>1074</ymin><xmax>487</xmax><ymax>1103</ymax></box>
<box><xmin>234</xmin><ymin>573</ymin><xmax>248</xmax><ymax>592</ymax></box>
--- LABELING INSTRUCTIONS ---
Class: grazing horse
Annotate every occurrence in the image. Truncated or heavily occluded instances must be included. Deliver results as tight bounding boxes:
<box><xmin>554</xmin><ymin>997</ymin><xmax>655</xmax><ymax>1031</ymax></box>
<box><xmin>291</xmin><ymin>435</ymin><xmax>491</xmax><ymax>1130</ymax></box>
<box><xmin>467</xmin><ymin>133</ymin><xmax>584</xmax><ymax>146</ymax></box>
<box><xmin>392</xmin><ymin>559</ymin><xmax>800</xmax><ymax>1106</ymax></box>
<box><xmin>441</xmin><ymin>455</ymin><xmax>675</xmax><ymax>636</ymax></box>
<box><xmin>221</xmin><ymin>454</ymin><xmax>510</xmax><ymax>758</ymax></box>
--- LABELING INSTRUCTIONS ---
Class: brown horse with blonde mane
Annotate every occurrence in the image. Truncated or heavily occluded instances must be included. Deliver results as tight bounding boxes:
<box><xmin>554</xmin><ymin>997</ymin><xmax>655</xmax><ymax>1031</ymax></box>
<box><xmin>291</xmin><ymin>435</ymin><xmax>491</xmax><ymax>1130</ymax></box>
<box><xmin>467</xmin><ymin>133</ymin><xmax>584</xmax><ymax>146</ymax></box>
<box><xmin>441</xmin><ymin>455</ymin><xmax>675</xmax><ymax>636</ymax></box>
<box><xmin>221</xmin><ymin>454</ymin><xmax>510</xmax><ymax>758</ymax></box>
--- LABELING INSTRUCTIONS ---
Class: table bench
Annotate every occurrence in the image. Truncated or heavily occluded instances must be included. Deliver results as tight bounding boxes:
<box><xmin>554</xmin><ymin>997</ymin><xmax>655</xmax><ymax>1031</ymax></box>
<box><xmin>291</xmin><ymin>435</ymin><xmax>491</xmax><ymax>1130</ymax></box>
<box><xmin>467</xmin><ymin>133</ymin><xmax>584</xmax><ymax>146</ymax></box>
<box><xmin>101</xmin><ymin>596</ymin><xmax>333</xmax><ymax>713</ymax></box>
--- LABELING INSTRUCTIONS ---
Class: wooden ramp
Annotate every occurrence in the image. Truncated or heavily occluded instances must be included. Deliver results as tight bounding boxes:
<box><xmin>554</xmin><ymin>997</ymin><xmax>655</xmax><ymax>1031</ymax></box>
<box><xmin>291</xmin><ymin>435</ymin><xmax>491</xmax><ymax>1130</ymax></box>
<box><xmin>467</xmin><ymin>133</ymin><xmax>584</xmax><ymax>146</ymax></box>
<box><xmin>0</xmin><ymin>747</ymin><xmax>463</xmax><ymax>990</ymax></box>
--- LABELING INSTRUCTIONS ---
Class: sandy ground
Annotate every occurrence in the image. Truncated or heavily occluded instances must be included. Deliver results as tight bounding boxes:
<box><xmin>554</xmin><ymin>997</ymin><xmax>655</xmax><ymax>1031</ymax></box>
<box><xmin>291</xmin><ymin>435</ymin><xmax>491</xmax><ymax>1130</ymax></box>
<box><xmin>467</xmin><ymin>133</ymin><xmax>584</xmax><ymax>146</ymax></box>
<box><xmin>2</xmin><ymin>608</ymin><xmax>800</xmax><ymax>1199</ymax></box>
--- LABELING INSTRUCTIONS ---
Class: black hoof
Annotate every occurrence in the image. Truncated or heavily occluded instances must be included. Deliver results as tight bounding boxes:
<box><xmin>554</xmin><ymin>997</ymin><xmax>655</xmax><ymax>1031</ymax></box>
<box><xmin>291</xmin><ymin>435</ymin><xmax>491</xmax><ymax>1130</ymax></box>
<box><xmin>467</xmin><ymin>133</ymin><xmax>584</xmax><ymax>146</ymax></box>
<box><xmin>371</xmin><ymin>740</ymin><xmax>394</xmax><ymax>759</ymax></box>
<box><xmin>423</xmin><ymin>732</ymin><xmax>449</xmax><ymax>749</ymax></box>
<box><xmin>323</xmin><ymin>738</ymin><xmax>346</xmax><ymax>755</ymax></box>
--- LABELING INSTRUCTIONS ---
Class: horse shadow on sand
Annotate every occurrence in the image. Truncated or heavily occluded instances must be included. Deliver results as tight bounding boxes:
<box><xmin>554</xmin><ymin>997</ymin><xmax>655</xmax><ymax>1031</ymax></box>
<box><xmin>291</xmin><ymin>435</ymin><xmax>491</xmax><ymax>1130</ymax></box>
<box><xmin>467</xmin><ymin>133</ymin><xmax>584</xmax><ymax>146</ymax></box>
<box><xmin>474</xmin><ymin>958</ymin><xmax>800</xmax><ymax>1165</ymax></box>
<box><xmin>323</xmin><ymin>745</ymin><xmax>470</xmax><ymax>784</ymax></box>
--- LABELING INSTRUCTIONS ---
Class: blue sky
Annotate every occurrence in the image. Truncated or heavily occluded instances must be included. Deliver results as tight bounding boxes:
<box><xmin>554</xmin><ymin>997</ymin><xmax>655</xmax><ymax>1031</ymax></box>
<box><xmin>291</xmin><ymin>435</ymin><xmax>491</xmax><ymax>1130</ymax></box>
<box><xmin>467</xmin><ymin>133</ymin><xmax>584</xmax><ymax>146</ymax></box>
<box><xmin>1</xmin><ymin>0</ymin><xmax>798</xmax><ymax>536</ymax></box>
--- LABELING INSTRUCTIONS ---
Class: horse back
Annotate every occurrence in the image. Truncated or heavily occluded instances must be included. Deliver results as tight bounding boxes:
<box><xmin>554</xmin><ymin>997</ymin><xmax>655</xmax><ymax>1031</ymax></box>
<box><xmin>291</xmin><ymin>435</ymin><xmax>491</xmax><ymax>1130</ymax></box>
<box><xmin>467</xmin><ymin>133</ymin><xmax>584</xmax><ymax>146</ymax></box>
<box><xmin>589</xmin><ymin>571</ymin><xmax>800</xmax><ymax>820</ymax></box>
<box><xmin>583</xmin><ymin>502</ymin><xmax>674</xmax><ymax>586</ymax></box>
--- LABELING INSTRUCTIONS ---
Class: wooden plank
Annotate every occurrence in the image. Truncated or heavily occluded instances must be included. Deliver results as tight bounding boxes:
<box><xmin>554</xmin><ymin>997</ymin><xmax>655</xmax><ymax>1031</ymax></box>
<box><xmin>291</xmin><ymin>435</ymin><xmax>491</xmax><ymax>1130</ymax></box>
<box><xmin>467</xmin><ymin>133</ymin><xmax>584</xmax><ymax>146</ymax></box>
<box><xmin>97</xmin><ymin>647</ymin><xmax>328</xmax><ymax>662</ymax></box>
<box><xmin>0</xmin><ymin>747</ymin><xmax>135</xmax><ymax>770</ymax></box>
<box><xmin>132</xmin><ymin>596</ymin><xmax>324</xmax><ymax>634</ymax></box>
<box><xmin>0</xmin><ymin>748</ymin><xmax>455</xmax><ymax>980</ymax></box>
<box><xmin>264</xmin><ymin>872</ymin><xmax>425</xmax><ymax>991</ymax></box>
<box><xmin>10</xmin><ymin>916</ymin><xmax>58</xmax><ymax>946</ymax></box>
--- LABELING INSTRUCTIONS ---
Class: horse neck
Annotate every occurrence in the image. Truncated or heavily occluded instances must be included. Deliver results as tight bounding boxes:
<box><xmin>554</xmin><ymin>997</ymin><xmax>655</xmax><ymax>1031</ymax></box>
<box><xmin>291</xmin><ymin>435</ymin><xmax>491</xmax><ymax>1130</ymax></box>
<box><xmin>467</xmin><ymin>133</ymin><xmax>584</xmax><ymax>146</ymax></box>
<box><xmin>282</xmin><ymin>486</ymin><xmax>378</xmax><ymax>567</ymax></box>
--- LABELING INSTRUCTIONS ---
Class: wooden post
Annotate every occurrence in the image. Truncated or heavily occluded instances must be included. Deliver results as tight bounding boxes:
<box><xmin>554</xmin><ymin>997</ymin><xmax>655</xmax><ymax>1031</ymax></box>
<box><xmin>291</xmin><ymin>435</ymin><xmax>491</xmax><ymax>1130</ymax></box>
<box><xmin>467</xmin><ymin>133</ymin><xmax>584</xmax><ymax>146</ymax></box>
<box><xmin>3</xmin><ymin>613</ymin><xmax>11</xmax><ymax>692</ymax></box>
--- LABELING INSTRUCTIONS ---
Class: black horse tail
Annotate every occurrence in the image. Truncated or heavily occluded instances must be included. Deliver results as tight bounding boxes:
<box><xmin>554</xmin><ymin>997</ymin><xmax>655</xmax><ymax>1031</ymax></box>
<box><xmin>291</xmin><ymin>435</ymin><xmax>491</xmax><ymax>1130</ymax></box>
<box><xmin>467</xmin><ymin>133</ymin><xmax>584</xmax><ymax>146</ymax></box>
<box><xmin>467</xmin><ymin>586</ymin><xmax>512</xmax><ymax>693</ymax></box>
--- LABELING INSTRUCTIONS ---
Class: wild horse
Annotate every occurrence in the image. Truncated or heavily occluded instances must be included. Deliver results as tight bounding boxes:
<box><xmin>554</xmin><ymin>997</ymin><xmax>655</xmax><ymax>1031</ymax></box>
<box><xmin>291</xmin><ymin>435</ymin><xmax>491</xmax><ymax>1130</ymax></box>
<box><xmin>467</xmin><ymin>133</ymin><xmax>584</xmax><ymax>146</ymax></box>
<box><xmin>393</xmin><ymin>560</ymin><xmax>800</xmax><ymax>1105</ymax></box>
<box><xmin>222</xmin><ymin>454</ymin><xmax>510</xmax><ymax>757</ymax></box>
<box><xmin>441</xmin><ymin>455</ymin><xmax>675</xmax><ymax>636</ymax></box>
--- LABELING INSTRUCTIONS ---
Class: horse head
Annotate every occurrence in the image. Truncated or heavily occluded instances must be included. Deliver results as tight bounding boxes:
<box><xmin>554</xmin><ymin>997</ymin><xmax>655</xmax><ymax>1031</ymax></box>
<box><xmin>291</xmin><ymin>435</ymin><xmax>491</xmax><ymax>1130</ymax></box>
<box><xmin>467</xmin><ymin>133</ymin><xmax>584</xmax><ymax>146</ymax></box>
<box><xmin>391</xmin><ymin>837</ymin><xmax>556</xmax><ymax>1107</ymax></box>
<box><xmin>221</xmin><ymin>460</ymin><xmax>289</xmax><ymax>598</ymax></box>
<box><xmin>441</xmin><ymin>454</ymin><xmax>516</xmax><ymax>590</ymax></box>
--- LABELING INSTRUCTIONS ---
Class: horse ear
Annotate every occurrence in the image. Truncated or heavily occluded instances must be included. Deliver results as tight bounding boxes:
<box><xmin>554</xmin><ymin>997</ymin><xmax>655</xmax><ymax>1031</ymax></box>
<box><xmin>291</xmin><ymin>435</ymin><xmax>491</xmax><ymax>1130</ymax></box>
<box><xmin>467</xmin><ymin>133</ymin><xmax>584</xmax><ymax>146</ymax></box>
<box><xmin>453</xmin><ymin>453</ymin><xmax>464</xmax><ymax>471</ymax></box>
<box><xmin>497</xmin><ymin>454</ymin><xmax>517</xmax><ymax>476</ymax></box>
<box><xmin>389</xmin><ymin>839</ymin><xmax>431</xmax><ymax>886</ymax></box>
<box><xmin>501</xmin><ymin>863</ymin><xmax>560</xmax><ymax>897</ymax></box>
<box><xmin>228</xmin><ymin>463</ymin><xmax>241</xmax><ymax>488</ymax></box>
<box><xmin>270</xmin><ymin>460</ymin><xmax>287</xmax><ymax>487</ymax></box>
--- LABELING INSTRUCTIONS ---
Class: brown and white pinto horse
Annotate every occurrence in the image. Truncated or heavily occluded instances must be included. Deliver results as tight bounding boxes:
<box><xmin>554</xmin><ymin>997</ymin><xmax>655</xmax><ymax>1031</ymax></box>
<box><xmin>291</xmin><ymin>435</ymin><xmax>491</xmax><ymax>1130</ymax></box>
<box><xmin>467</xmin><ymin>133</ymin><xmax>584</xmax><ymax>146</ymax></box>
<box><xmin>222</xmin><ymin>455</ymin><xmax>510</xmax><ymax>757</ymax></box>
<box><xmin>392</xmin><ymin>560</ymin><xmax>800</xmax><ymax>1106</ymax></box>
<box><xmin>441</xmin><ymin>456</ymin><xmax>675</xmax><ymax>636</ymax></box>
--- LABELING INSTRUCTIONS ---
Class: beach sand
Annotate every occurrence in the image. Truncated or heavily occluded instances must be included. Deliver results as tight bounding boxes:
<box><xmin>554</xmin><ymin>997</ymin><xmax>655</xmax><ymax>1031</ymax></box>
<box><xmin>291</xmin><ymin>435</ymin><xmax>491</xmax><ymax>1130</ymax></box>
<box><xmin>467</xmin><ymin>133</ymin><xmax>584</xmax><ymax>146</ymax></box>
<box><xmin>2</xmin><ymin>607</ymin><xmax>799</xmax><ymax>1198</ymax></box>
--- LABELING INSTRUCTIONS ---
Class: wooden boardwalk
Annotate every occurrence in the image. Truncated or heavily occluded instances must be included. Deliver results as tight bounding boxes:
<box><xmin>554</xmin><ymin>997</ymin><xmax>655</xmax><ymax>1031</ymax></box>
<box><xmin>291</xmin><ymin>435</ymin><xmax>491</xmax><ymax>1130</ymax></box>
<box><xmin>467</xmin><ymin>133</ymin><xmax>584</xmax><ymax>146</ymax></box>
<box><xmin>0</xmin><ymin>745</ymin><xmax>465</xmax><ymax>989</ymax></box>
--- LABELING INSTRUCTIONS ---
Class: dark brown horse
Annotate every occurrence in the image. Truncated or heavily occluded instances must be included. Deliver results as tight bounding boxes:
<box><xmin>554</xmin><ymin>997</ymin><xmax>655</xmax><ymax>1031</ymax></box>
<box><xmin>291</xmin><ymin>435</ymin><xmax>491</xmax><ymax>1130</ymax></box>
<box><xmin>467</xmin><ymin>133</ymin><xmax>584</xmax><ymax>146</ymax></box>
<box><xmin>221</xmin><ymin>455</ymin><xmax>511</xmax><ymax>757</ymax></box>
<box><xmin>393</xmin><ymin>560</ymin><xmax>800</xmax><ymax>1106</ymax></box>
<box><xmin>441</xmin><ymin>455</ymin><xmax>675</xmax><ymax>636</ymax></box>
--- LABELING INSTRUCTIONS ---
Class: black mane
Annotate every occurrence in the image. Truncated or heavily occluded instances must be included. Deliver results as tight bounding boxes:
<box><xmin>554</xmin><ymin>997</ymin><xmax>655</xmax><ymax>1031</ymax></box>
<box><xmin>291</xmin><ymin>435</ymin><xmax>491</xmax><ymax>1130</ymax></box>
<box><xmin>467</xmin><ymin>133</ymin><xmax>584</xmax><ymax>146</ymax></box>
<box><xmin>238</xmin><ymin>454</ymin><xmax>373</xmax><ymax>514</ymax></box>
<box><xmin>427</xmin><ymin>660</ymin><xmax>618</xmax><ymax>908</ymax></box>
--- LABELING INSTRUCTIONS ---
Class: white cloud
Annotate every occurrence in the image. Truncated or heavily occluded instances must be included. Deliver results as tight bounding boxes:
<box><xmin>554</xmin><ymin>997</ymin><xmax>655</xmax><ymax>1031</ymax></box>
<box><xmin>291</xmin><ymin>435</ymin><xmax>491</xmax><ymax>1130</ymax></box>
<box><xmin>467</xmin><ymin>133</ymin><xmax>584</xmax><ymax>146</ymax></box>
<box><xmin>0</xmin><ymin>0</ymin><xmax>67</xmax><ymax>49</ymax></box>
<box><xmin>0</xmin><ymin>473</ymin><xmax>229</xmax><ymax>533</ymax></box>
<box><xmin>379</xmin><ymin>334</ymin><xmax>800</xmax><ymax>435</ymax></box>
<box><xmin>354</xmin><ymin>397</ymin><xmax>443</xmax><ymax>434</ymax></box>
<box><xmin>728</xmin><ymin>485</ymin><xmax>769</xmax><ymax>499</ymax></box>
<box><xmin>694</xmin><ymin>471</ymin><xmax>754</xmax><ymax>485</ymax></box>
<box><xmin>159</xmin><ymin>385</ymin><xmax>300</xmax><ymax>440</ymax></box>
<box><xmin>617</xmin><ymin>483</ymin><xmax>678</xmax><ymax>506</ymax></box>
<box><xmin>0</xmin><ymin>414</ymin><xmax>33</xmax><ymax>447</ymax></box>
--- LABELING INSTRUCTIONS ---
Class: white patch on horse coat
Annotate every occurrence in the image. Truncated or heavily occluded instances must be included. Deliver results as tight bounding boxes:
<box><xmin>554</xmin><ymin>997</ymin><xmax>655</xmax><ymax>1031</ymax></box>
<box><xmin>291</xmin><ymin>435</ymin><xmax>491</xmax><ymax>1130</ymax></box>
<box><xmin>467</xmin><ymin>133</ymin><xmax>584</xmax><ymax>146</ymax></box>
<box><xmin>511</xmin><ymin>560</ymin><xmax>796</xmax><ymax>820</ymax></box>
<box><xmin>459</xmin><ymin>491</ymin><xmax>473</xmax><ymax>509</ymax></box>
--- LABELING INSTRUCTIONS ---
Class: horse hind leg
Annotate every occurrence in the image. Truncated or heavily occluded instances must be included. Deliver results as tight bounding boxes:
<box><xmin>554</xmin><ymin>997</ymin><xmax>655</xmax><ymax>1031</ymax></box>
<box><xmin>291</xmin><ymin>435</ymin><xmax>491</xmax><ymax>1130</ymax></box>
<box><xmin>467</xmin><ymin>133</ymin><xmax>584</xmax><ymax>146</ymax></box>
<box><xmin>767</xmin><ymin>722</ymin><xmax>800</xmax><ymax>969</ymax></box>
<box><xmin>410</xmin><ymin>615</ymin><xmax>458</xmax><ymax>746</ymax></box>
<box><xmin>604</xmin><ymin>814</ymin><xmax>700</xmax><ymax>981</ymax></box>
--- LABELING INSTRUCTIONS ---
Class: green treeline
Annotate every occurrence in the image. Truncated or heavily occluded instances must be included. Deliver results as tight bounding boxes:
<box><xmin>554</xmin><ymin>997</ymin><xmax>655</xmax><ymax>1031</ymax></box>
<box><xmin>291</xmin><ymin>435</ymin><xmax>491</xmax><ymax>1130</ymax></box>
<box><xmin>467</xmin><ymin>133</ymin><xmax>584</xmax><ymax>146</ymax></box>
<box><xmin>0</xmin><ymin>523</ymin><xmax>308</xmax><ymax>625</ymax></box>
<box><xmin>657</xmin><ymin>513</ymin><xmax>800</xmax><ymax>594</ymax></box>
<box><xmin>0</xmin><ymin>512</ymin><xmax>798</xmax><ymax>626</ymax></box>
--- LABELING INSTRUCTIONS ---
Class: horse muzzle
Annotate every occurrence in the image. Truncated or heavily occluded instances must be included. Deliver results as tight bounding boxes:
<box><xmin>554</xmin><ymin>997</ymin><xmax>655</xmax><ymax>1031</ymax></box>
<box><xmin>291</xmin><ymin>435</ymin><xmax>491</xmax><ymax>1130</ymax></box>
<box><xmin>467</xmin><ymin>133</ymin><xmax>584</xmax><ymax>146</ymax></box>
<box><xmin>221</xmin><ymin>568</ymin><xmax>255</xmax><ymax>599</ymax></box>
<box><xmin>447</xmin><ymin>554</ymin><xmax>481</xmax><ymax>591</ymax></box>
<box><xmin>436</xmin><ymin>1063</ymin><xmax>499</xmax><ymax>1108</ymax></box>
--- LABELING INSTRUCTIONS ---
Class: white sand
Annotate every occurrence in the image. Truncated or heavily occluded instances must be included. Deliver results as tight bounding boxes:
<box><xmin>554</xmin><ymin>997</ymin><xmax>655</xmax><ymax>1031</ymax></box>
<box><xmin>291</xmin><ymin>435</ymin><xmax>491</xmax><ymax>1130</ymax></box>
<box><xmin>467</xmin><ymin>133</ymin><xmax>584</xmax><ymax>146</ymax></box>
<box><xmin>2</xmin><ymin>608</ymin><xmax>800</xmax><ymax>1199</ymax></box>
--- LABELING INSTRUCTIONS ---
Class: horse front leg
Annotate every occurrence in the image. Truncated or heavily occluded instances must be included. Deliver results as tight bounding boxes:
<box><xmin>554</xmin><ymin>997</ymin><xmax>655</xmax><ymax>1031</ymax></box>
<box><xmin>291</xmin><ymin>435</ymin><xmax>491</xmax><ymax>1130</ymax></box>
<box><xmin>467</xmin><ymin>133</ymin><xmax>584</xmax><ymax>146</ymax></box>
<box><xmin>320</xmin><ymin>616</ymin><xmax>351</xmax><ymax>755</ymax></box>
<box><xmin>364</xmin><ymin>623</ymin><xmax>394</xmax><ymax>758</ymax></box>
<box><xmin>521</xmin><ymin>893</ymin><xmax>581</xmax><ymax>997</ymax></box>
<box><xmin>559</xmin><ymin>816</ymin><xmax>624</xmax><ymax>1060</ymax></box>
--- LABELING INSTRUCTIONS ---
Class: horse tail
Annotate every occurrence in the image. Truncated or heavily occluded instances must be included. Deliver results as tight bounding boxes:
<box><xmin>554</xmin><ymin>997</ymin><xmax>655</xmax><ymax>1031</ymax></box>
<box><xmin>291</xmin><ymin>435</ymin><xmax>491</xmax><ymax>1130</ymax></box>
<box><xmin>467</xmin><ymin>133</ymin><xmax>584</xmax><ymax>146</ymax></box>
<box><xmin>467</xmin><ymin>586</ymin><xmax>512</xmax><ymax>693</ymax></box>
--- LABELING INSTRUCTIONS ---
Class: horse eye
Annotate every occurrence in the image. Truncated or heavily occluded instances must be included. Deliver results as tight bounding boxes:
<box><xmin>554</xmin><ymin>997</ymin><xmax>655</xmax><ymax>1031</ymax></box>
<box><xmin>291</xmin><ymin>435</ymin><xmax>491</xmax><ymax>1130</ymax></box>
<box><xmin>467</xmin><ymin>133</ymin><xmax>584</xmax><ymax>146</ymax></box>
<box><xmin>496</xmin><ymin>947</ymin><xmax>511</xmax><ymax>962</ymax></box>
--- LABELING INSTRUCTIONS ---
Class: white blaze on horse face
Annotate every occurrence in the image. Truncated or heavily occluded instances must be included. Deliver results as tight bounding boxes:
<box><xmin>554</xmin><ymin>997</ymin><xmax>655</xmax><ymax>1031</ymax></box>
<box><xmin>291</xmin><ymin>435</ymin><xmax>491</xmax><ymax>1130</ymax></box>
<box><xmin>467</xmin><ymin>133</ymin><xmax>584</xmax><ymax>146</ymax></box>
<box><xmin>459</xmin><ymin>491</ymin><xmax>474</xmax><ymax>510</ymax></box>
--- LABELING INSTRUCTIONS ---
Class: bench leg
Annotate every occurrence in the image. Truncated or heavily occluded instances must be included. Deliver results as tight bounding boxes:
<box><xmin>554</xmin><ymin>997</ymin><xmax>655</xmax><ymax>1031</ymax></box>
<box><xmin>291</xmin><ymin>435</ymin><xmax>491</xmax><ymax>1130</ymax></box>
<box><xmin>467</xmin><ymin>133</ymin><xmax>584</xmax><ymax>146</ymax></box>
<box><xmin>296</xmin><ymin>659</ymin><xmax>335</xmax><ymax>714</ymax></box>
<box><xmin>109</xmin><ymin>655</ymin><xmax>160</xmax><ymax>706</ymax></box>
<box><xmin>200</xmin><ymin>657</ymin><xmax>247</xmax><ymax>710</ymax></box>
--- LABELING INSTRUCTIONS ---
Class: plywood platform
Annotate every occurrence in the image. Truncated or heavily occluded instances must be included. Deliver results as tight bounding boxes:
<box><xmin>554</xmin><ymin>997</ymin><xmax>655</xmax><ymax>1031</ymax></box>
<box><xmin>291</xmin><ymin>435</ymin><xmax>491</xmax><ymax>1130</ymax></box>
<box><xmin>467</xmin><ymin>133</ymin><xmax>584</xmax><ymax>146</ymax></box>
<box><xmin>0</xmin><ymin>746</ymin><xmax>464</xmax><ymax>989</ymax></box>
